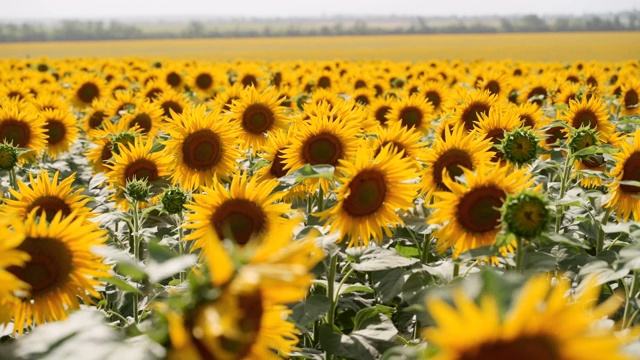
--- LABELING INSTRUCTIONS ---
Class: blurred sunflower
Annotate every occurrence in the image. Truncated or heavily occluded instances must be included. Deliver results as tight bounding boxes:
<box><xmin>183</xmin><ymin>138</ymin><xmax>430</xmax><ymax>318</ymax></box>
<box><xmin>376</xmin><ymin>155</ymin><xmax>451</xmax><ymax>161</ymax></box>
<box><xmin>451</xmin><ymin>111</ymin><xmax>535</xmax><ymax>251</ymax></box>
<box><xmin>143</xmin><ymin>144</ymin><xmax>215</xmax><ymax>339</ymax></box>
<box><xmin>226</xmin><ymin>86</ymin><xmax>290</xmax><ymax>151</ymax></box>
<box><xmin>603</xmin><ymin>129</ymin><xmax>640</xmax><ymax>221</ymax></box>
<box><xmin>620</xmin><ymin>77</ymin><xmax>640</xmax><ymax>116</ymax></box>
<box><xmin>560</xmin><ymin>95</ymin><xmax>613</xmax><ymax>142</ymax></box>
<box><xmin>370</xmin><ymin>121</ymin><xmax>425</xmax><ymax>168</ymax></box>
<box><xmin>188</xmin><ymin>66</ymin><xmax>219</xmax><ymax>99</ymax></box>
<box><xmin>0</xmin><ymin>217</ymin><xmax>30</xmax><ymax>324</ymax></box>
<box><xmin>449</xmin><ymin>89</ymin><xmax>500</xmax><ymax>132</ymax></box>
<box><xmin>475</xmin><ymin>104</ymin><xmax>523</xmax><ymax>162</ymax></box>
<box><xmin>154</xmin><ymin>89</ymin><xmax>190</xmax><ymax>121</ymax></box>
<box><xmin>121</xmin><ymin>99</ymin><xmax>165</xmax><ymax>138</ymax></box>
<box><xmin>5</xmin><ymin>211</ymin><xmax>109</xmax><ymax>334</ymax></box>
<box><xmin>423</xmin><ymin>275</ymin><xmax>631</xmax><ymax>360</ymax></box>
<box><xmin>421</xmin><ymin>80</ymin><xmax>450</xmax><ymax>114</ymax></box>
<box><xmin>367</xmin><ymin>96</ymin><xmax>394</xmax><ymax>127</ymax></box>
<box><xmin>421</xmin><ymin>124</ymin><xmax>495</xmax><ymax>203</ymax></box>
<box><xmin>162</xmin><ymin>105</ymin><xmax>243</xmax><ymax>191</ymax></box>
<box><xmin>428</xmin><ymin>163</ymin><xmax>534</xmax><ymax>259</ymax></box>
<box><xmin>68</xmin><ymin>73</ymin><xmax>106</xmax><ymax>108</ymax></box>
<box><xmin>40</xmin><ymin>108</ymin><xmax>78</xmax><ymax>158</ymax></box>
<box><xmin>0</xmin><ymin>99</ymin><xmax>47</xmax><ymax>163</ymax></box>
<box><xmin>318</xmin><ymin>145</ymin><xmax>419</xmax><ymax>248</ymax></box>
<box><xmin>3</xmin><ymin>170</ymin><xmax>92</xmax><ymax>222</ymax></box>
<box><xmin>514</xmin><ymin>102</ymin><xmax>544</xmax><ymax>129</ymax></box>
<box><xmin>81</xmin><ymin>98</ymin><xmax>113</xmax><ymax>135</ymax></box>
<box><xmin>85</xmin><ymin>120</ymin><xmax>141</xmax><ymax>174</ymax></box>
<box><xmin>386</xmin><ymin>93</ymin><xmax>434</xmax><ymax>133</ymax></box>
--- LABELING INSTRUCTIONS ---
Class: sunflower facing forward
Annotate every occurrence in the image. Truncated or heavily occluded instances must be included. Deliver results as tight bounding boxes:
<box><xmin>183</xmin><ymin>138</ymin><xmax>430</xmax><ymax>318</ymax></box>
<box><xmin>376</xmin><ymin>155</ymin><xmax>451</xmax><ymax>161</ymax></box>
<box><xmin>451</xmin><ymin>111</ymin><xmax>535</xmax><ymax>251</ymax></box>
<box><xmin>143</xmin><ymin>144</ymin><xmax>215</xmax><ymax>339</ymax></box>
<box><xmin>0</xmin><ymin>99</ymin><xmax>47</xmax><ymax>163</ymax></box>
<box><xmin>0</xmin><ymin>217</ymin><xmax>30</xmax><ymax>324</ymax></box>
<box><xmin>40</xmin><ymin>108</ymin><xmax>78</xmax><ymax>158</ymax></box>
<box><xmin>423</xmin><ymin>275</ymin><xmax>632</xmax><ymax>360</ymax></box>
<box><xmin>428</xmin><ymin>163</ymin><xmax>534</xmax><ymax>259</ymax></box>
<box><xmin>4</xmin><ymin>211</ymin><xmax>109</xmax><ymax>334</ymax></box>
<box><xmin>603</xmin><ymin>128</ymin><xmax>640</xmax><ymax>221</ymax></box>
<box><xmin>3</xmin><ymin>169</ymin><xmax>92</xmax><ymax>222</ymax></box>
<box><xmin>162</xmin><ymin>105</ymin><xmax>243</xmax><ymax>191</ymax></box>
<box><xmin>560</xmin><ymin>95</ymin><xmax>614</xmax><ymax>142</ymax></box>
<box><xmin>318</xmin><ymin>145</ymin><xmax>419</xmax><ymax>248</ymax></box>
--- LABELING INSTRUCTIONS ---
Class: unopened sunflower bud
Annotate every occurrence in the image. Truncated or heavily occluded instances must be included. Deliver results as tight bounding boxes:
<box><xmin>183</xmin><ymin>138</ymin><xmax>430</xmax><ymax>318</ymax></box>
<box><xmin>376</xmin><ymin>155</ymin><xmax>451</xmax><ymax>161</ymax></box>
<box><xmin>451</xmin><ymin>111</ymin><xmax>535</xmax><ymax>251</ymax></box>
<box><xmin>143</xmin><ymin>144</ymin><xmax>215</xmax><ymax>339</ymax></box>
<box><xmin>125</xmin><ymin>178</ymin><xmax>150</xmax><ymax>202</ymax></box>
<box><xmin>0</xmin><ymin>143</ymin><xmax>19</xmax><ymax>171</ymax></box>
<box><xmin>501</xmin><ymin>128</ymin><xmax>540</xmax><ymax>166</ymax></box>
<box><xmin>161</xmin><ymin>188</ymin><xmax>188</xmax><ymax>214</ymax></box>
<box><xmin>503</xmin><ymin>192</ymin><xmax>549</xmax><ymax>239</ymax></box>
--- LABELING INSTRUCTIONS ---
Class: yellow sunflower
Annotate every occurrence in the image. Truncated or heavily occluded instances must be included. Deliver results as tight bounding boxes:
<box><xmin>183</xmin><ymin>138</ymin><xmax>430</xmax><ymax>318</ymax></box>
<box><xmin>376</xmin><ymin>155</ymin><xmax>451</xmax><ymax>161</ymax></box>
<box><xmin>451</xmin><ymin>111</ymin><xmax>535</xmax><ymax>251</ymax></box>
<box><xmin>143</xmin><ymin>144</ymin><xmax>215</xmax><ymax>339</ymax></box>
<box><xmin>5</xmin><ymin>211</ymin><xmax>109</xmax><ymax>334</ymax></box>
<box><xmin>514</xmin><ymin>102</ymin><xmax>544</xmax><ymax>129</ymax></box>
<box><xmin>120</xmin><ymin>99</ymin><xmax>165</xmax><ymax>138</ymax></box>
<box><xmin>560</xmin><ymin>95</ymin><xmax>614</xmax><ymax>142</ymax></box>
<box><xmin>81</xmin><ymin>98</ymin><xmax>113</xmax><ymax>135</ymax></box>
<box><xmin>476</xmin><ymin>69</ymin><xmax>511</xmax><ymax>99</ymax></box>
<box><xmin>107</xmin><ymin>90</ymin><xmax>141</xmax><ymax>118</ymax></box>
<box><xmin>0</xmin><ymin>216</ymin><xmax>30</xmax><ymax>324</ymax></box>
<box><xmin>40</xmin><ymin>108</ymin><xmax>78</xmax><ymax>158</ymax></box>
<box><xmin>317</xmin><ymin>145</ymin><xmax>419</xmax><ymax>248</ymax></box>
<box><xmin>105</xmin><ymin>137</ymin><xmax>172</xmax><ymax>209</ymax></box>
<box><xmin>210</xmin><ymin>83</ymin><xmax>244</xmax><ymax>112</ymax></box>
<box><xmin>153</xmin><ymin>89</ymin><xmax>190</xmax><ymax>121</ymax></box>
<box><xmin>31</xmin><ymin>92</ymin><xmax>68</xmax><ymax>113</ymax></box>
<box><xmin>162</xmin><ymin>105</ymin><xmax>243</xmax><ymax>191</ymax></box>
<box><xmin>3</xmin><ymin>169</ymin><xmax>92</xmax><ymax>222</ymax></box>
<box><xmin>428</xmin><ymin>163</ymin><xmax>534</xmax><ymax>259</ymax></box>
<box><xmin>603</xmin><ymin>129</ymin><xmax>640</xmax><ymax>221</ymax></box>
<box><xmin>85</xmin><ymin>120</ymin><xmax>141</xmax><ymax>174</ymax></box>
<box><xmin>183</xmin><ymin>172</ymin><xmax>296</xmax><ymax>262</ymax></box>
<box><xmin>620</xmin><ymin>77</ymin><xmax>640</xmax><ymax>116</ymax></box>
<box><xmin>0</xmin><ymin>99</ymin><xmax>47</xmax><ymax>163</ymax></box>
<box><xmin>423</xmin><ymin>275</ymin><xmax>632</xmax><ymax>360</ymax></box>
<box><xmin>475</xmin><ymin>104</ymin><xmax>523</xmax><ymax>162</ymax></box>
<box><xmin>420</xmin><ymin>124</ymin><xmax>495</xmax><ymax>203</ymax></box>
<box><xmin>367</xmin><ymin>96</ymin><xmax>394</xmax><ymax>127</ymax></box>
<box><xmin>68</xmin><ymin>73</ymin><xmax>107</xmax><ymax>108</ymax></box>
<box><xmin>282</xmin><ymin>115</ymin><xmax>363</xmax><ymax>193</ymax></box>
<box><xmin>370</xmin><ymin>121</ymin><xmax>425</xmax><ymax>168</ymax></box>
<box><xmin>188</xmin><ymin>66</ymin><xmax>219</xmax><ymax>99</ymax></box>
<box><xmin>449</xmin><ymin>89</ymin><xmax>500</xmax><ymax>133</ymax></box>
<box><xmin>421</xmin><ymin>80</ymin><xmax>450</xmax><ymax>114</ymax></box>
<box><xmin>386</xmin><ymin>93</ymin><xmax>435</xmax><ymax>133</ymax></box>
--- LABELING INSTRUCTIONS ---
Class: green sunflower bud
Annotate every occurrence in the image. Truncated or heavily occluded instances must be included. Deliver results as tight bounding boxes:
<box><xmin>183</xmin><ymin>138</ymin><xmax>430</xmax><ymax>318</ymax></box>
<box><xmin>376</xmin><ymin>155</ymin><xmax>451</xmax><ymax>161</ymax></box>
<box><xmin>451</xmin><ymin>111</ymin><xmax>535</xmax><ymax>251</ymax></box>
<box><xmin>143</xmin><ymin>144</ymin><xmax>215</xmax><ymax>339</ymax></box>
<box><xmin>110</xmin><ymin>131</ymin><xmax>138</xmax><ymax>156</ymax></box>
<box><xmin>568</xmin><ymin>127</ymin><xmax>599</xmax><ymax>157</ymax></box>
<box><xmin>0</xmin><ymin>143</ymin><xmax>19</xmax><ymax>171</ymax></box>
<box><xmin>161</xmin><ymin>188</ymin><xmax>188</xmax><ymax>214</ymax></box>
<box><xmin>125</xmin><ymin>178</ymin><xmax>150</xmax><ymax>202</ymax></box>
<box><xmin>500</xmin><ymin>128</ymin><xmax>540</xmax><ymax>166</ymax></box>
<box><xmin>503</xmin><ymin>192</ymin><xmax>550</xmax><ymax>239</ymax></box>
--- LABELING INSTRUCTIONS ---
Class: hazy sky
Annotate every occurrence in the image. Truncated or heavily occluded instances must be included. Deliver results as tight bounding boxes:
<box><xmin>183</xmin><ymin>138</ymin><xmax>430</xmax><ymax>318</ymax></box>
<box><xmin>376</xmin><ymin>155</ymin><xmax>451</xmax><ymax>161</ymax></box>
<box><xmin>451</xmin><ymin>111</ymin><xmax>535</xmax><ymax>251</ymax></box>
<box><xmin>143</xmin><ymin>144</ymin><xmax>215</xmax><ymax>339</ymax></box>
<box><xmin>0</xmin><ymin>0</ymin><xmax>636</xmax><ymax>21</ymax></box>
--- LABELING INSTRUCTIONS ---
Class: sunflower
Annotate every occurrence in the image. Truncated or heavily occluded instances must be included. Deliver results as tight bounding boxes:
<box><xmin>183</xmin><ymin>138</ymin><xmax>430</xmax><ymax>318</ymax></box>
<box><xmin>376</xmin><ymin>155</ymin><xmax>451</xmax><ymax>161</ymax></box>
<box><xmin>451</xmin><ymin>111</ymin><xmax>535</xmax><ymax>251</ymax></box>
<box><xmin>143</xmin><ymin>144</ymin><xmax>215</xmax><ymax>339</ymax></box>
<box><xmin>449</xmin><ymin>89</ymin><xmax>500</xmax><ymax>133</ymax></box>
<box><xmin>5</xmin><ymin>211</ymin><xmax>109</xmax><ymax>334</ymax></box>
<box><xmin>421</xmin><ymin>124</ymin><xmax>495</xmax><ymax>203</ymax></box>
<box><xmin>317</xmin><ymin>145</ymin><xmax>419</xmax><ymax>248</ymax></box>
<box><xmin>514</xmin><ymin>102</ymin><xmax>544</xmax><ymax>129</ymax></box>
<box><xmin>188</xmin><ymin>66</ymin><xmax>219</xmax><ymax>99</ymax></box>
<box><xmin>162</xmin><ymin>105</ymin><xmax>243</xmax><ymax>191</ymax></box>
<box><xmin>620</xmin><ymin>77</ymin><xmax>640</xmax><ymax>116</ymax></box>
<box><xmin>428</xmin><ymin>163</ymin><xmax>534</xmax><ymax>259</ymax></box>
<box><xmin>68</xmin><ymin>73</ymin><xmax>106</xmax><ymax>108</ymax></box>
<box><xmin>85</xmin><ymin>120</ymin><xmax>141</xmax><ymax>174</ymax></box>
<box><xmin>518</xmin><ymin>74</ymin><xmax>556</xmax><ymax>107</ymax></box>
<box><xmin>234</xmin><ymin>63</ymin><xmax>268</xmax><ymax>90</ymax></box>
<box><xmin>0</xmin><ymin>99</ymin><xmax>47</xmax><ymax>163</ymax></box>
<box><xmin>603</xmin><ymin>129</ymin><xmax>640</xmax><ymax>221</ymax></box>
<box><xmin>423</xmin><ymin>275</ymin><xmax>632</xmax><ymax>360</ymax></box>
<box><xmin>226</xmin><ymin>86</ymin><xmax>291</xmax><ymax>151</ymax></box>
<box><xmin>282</xmin><ymin>114</ymin><xmax>363</xmax><ymax>193</ymax></box>
<box><xmin>161</xmin><ymin>65</ymin><xmax>186</xmax><ymax>90</ymax></box>
<box><xmin>255</xmin><ymin>129</ymin><xmax>291</xmax><ymax>181</ymax></box>
<box><xmin>120</xmin><ymin>99</ymin><xmax>165</xmax><ymax>138</ymax></box>
<box><xmin>0</xmin><ymin>217</ymin><xmax>30</xmax><ymax>321</ymax></box>
<box><xmin>108</xmin><ymin>90</ymin><xmax>141</xmax><ymax>118</ymax></box>
<box><xmin>386</xmin><ymin>93</ymin><xmax>434</xmax><ymax>133</ymax></box>
<box><xmin>370</xmin><ymin>121</ymin><xmax>425</xmax><ymax>168</ymax></box>
<box><xmin>367</xmin><ymin>96</ymin><xmax>395</xmax><ymax>127</ymax></box>
<box><xmin>39</xmin><ymin>108</ymin><xmax>78</xmax><ymax>158</ymax></box>
<box><xmin>2</xmin><ymin>169</ymin><xmax>93</xmax><ymax>222</ymax></box>
<box><xmin>476</xmin><ymin>69</ymin><xmax>511</xmax><ymax>99</ymax></box>
<box><xmin>0</xmin><ymin>80</ymin><xmax>35</xmax><ymax>102</ymax></box>
<box><xmin>81</xmin><ymin>98</ymin><xmax>113</xmax><ymax>135</ymax></box>
<box><xmin>105</xmin><ymin>137</ymin><xmax>172</xmax><ymax>209</ymax></box>
<box><xmin>560</xmin><ymin>95</ymin><xmax>614</xmax><ymax>142</ymax></box>
<box><xmin>153</xmin><ymin>89</ymin><xmax>190</xmax><ymax>121</ymax></box>
<box><xmin>210</xmin><ymin>83</ymin><xmax>244</xmax><ymax>113</ymax></box>
<box><xmin>183</xmin><ymin>172</ymin><xmax>296</xmax><ymax>261</ymax></box>
<box><xmin>475</xmin><ymin>104</ymin><xmax>523</xmax><ymax>162</ymax></box>
<box><xmin>421</xmin><ymin>80</ymin><xmax>450</xmax><ymax>114</ymax></box>
<box><xmin>31</xmin><ymin>92</ymin><xmax>67</xmax><ymax>113</ymax></box>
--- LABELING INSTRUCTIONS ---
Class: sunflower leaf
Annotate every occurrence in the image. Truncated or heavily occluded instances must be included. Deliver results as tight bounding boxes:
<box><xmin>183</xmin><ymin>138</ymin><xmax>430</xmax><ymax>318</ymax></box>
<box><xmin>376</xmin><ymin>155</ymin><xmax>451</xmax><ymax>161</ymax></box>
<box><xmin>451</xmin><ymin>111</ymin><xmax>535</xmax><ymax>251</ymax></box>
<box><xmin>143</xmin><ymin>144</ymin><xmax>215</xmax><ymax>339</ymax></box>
<box><xmin>351</xmin><ymin>248</ymin><xmax>418</xmax><ymax>272</ymax></box>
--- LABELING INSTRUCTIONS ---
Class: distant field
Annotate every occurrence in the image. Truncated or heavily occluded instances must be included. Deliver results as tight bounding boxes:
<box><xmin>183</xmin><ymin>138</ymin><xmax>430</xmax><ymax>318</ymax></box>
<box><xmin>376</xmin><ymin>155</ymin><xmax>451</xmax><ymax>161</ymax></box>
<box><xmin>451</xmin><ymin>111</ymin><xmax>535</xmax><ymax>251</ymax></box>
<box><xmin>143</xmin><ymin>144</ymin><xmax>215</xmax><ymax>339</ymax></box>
<box><xmin>1</xmin><ymin>32</ymin><xmax>639</xmax><ymax>62</ymax></box>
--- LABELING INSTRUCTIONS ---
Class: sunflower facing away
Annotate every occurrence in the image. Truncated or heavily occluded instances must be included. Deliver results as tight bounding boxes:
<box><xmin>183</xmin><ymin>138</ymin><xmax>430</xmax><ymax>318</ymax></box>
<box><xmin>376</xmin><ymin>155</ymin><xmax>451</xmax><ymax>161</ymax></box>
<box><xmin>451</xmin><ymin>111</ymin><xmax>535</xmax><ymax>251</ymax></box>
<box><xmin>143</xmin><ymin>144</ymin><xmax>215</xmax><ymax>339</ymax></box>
<box><xmin>318</xmin><ymin>145</ymin><xmax>420</xmax><ymax>248</ymax></box>
<box><xmin>4</xmin><ymin>211</ymin><xmax>109</xmax><ymax>334</ymax></box>
<box><xmin>162</xmin><ymin>105</ymin><xmax>243</xmax><ymax>191</ymax></box>
<box><xmin>3</xmin><ymin>169</ymin><xmax>93</xmax><ymax>222</ymax></box>
<box><xmin>428</xmin><ymin>163</ymin><xmax>534</xmax><ymax>259</ymax></box>
<box><xmin>423</xmin><ymin>275</ymin><xmax>632</xmax><ymax>360</ymax></box>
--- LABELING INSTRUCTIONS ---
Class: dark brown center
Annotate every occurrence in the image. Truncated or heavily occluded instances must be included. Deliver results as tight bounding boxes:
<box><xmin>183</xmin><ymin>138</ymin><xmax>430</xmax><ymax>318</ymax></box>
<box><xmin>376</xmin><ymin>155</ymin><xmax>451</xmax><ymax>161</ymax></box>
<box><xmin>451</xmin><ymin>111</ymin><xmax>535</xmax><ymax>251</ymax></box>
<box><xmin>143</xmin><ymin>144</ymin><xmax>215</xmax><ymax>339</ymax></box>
<box><xmin>342</xmin><ymin>170</ymin><xmax>387</xmax><ymax>217</ymax></box>
<box><xmin>211</xmin><ymin>199</ymin><xmax>266</xmax><ymax>245</ymax></box>
<box><xmin>457</xmin><ymin>186</ymin><xmax>505</xmax><ymax>233</ymax></box>
<box><xmin>181</xmin><ymin>130</ymin><xmax>222</xmax><ymax>171</ymax></box>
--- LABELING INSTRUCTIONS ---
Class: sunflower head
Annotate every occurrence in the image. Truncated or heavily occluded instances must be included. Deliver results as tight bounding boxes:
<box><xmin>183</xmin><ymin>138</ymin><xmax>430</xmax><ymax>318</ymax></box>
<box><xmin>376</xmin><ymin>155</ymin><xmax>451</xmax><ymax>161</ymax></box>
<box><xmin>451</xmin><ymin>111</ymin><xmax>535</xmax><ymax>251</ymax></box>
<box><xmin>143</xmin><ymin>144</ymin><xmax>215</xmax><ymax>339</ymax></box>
<box><xmin>161</xmin><ymin>187</ymin><xmax>188</xmax><ymax>215</ymax></box>
<box><xmin>500</xmin><ymin>128</ymin><xmax>540</xmax><ymax>167</ymax></box>
<box><xmin>125</xmin><ymin>178</ymin><xmax>151</xmax><ymax>203</ymax></box>
<box><xmin>0</xmin><ymin>142</ymin><xmax>18</xmax><ymax>170</ymax></box>
<box><xmin>503</xmin><ymin>191</ymin><xmax>550</xmax><ymax>238</ymax></box>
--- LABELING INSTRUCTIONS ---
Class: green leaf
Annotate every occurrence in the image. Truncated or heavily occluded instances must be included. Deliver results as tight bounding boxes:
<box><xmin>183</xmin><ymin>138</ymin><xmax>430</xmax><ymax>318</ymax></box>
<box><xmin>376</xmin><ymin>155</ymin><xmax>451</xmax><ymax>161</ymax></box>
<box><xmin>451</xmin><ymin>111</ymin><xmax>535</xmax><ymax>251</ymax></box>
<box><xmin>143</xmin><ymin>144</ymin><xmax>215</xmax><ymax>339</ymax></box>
<box><xmin>279</xmin><ymin>164</ymin><xmax>335</xmax><ymax>185</ymax></box>
<box><xmin>395</xmin><ymin>244</ymin><xmax>420</xmax><ymax>258</ymax></box>
<box><xmin>381</xmin><ymin>346</ymin><xmax>420</xmax><ymax>360</ymax></box>
<box><xmin>372</xmin><ymin>268</ymin><xmax>407</xmax><ymax>303</ymax></box>
<box><xmin>402</xmin><ymin>271</ymin><xmax>432</xmax><ymax>304</ymax></box>
<box><xmin>353</xmin><ymin>308</ymin><xmax>380</xmax><ymax>331</ymax></box>
<box><xmin>291</xmin><ymin>295</ymin><xmax>331</xmax><ymax>328</ymax></box>
<box><xmin>541</xmin><ymin>233</ymin><xmax>589</xmax><ymax>249</ymax></box>
<box><xmin>339</xmin><ymin>284</ymin><xmax>375</xmax><ymax>296</ymax></box>
<box><xmin>98</xmin><ymin>276</ymin><xmax>142</xmax><ymax>295</ymax></box>
<box><xmin>146</xmin><ymin>255</ymin><xmax>197</xmax><ymax>283</ymax></box>
<box><xmin>351</xmin><ymin>248</ymin><xmax>418</xmax><ymax>272</ymax></box>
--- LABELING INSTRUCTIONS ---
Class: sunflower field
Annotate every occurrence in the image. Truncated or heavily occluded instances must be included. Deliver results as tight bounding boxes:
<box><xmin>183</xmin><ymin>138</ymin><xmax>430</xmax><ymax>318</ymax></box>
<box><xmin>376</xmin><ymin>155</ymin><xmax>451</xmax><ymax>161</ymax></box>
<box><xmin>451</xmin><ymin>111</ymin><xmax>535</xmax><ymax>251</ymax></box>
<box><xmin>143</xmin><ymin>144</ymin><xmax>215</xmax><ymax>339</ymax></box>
<box><xmin>1</xmin><ymin>56</ymin><xmax>640</xmax><ymax>360</ymax></box>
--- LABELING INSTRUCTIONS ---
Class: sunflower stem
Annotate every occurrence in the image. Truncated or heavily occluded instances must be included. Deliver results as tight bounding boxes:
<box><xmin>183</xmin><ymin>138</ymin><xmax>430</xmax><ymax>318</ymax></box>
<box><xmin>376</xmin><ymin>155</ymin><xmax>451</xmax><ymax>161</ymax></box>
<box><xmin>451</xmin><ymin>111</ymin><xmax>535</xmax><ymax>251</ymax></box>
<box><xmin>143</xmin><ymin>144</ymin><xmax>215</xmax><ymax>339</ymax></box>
<box><xmin>453</xmin><ymin>263</ymin><xmax>460</xmax><ymax>278</ymax></box>
<box><xmin>131</xmin><ymin>200</ymin><xmax>141</xmax><ymax>324</ymax></box>
<box><xmin>407</xmin><ymin>229</ymin><xmax>423</xmax><ymax>263</ymax></box>
<box><xmin>325</xmin><ymin>253</ymin><xmax>338</xmax><ymax>348</ymax></box>
<box><xmin>8</xmin><ymin>167</ymin><xmax>17</xmax><ymax>193</ymax></box>
<box><xmin>555</xmin><ymin>151</ymin><xmax>574</xmax><ymax>233</ymax></box>
<box><xmin>177</xmin><ymin>212</ymin><xmax>186</xmax><ymax>283</ymax></box>
<box><xmin>623</xmin><ymin>270</ymin><xmax>640</xmax><ymax>328</ymax></box>
<box><xmin>596</xmin><ymin>207</ymin><xmax>612</xmax><ymax>255</ymax></box>
<box><xmin>515</xmin><ymin>236</ymin><xmax>526</xmax><ymax>272</ymax></box>
<box><xmin>317</xmin><ymin>187</ymin><xmax>324</xmax><ymax>213</ymax></box>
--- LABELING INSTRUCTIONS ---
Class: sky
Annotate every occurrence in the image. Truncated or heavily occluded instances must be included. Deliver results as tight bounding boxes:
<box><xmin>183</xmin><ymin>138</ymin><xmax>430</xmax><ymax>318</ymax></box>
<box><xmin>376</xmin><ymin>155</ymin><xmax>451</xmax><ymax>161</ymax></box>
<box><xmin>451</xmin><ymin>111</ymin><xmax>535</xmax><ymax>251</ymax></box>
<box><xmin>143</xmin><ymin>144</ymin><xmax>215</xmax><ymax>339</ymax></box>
<box><xmin>0</xmin><ymin>0</ymin><xmax>637</xmax><ymax>21</ymax></box>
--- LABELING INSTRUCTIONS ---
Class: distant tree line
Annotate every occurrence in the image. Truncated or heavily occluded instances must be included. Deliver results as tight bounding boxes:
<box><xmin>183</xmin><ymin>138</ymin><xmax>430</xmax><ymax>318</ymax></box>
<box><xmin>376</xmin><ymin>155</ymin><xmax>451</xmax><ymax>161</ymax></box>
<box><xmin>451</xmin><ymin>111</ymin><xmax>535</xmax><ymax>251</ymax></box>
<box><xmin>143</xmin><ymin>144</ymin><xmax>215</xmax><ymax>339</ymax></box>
<box><xmin>0</xmin><ymin>13</ymin><xmax>639</xmax><ymax>42</ymax></box>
